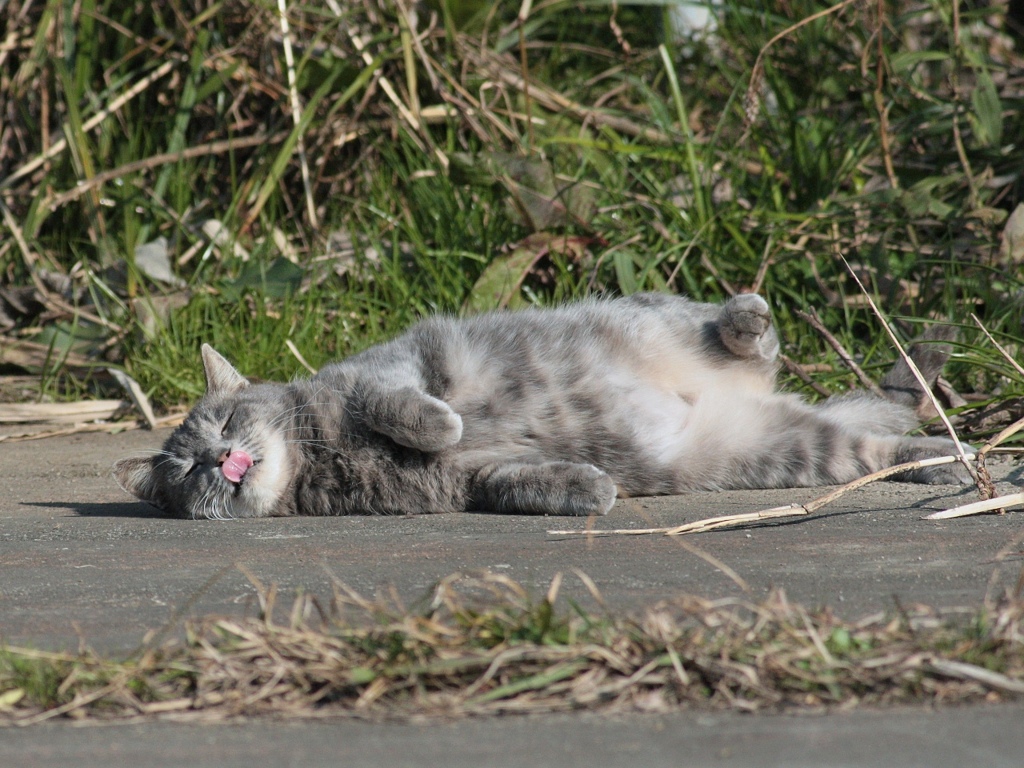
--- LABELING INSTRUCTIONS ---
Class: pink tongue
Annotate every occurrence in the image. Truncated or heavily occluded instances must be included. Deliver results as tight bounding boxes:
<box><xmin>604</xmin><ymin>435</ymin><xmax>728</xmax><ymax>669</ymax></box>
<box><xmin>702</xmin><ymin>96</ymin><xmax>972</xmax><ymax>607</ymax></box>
<box><xmin>221</xmin><ymin>450</ymin><xmax>254</xmax><ymax>483</ymax></box>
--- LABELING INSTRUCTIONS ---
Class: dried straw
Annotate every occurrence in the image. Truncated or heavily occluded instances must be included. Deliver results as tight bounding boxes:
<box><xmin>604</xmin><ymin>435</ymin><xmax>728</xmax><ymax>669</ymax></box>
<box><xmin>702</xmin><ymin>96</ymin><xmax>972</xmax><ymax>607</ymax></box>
<box><xmin>3</xmin><ymin>572</ymin><xmax>1024</xmax><ymax>724</ymax></box>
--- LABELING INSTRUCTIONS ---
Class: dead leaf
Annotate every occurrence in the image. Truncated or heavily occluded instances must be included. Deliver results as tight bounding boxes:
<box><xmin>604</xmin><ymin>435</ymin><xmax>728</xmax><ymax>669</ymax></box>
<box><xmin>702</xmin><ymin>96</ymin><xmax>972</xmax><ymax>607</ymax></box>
<box><xmin>998</xmin><ymin>203</ymin><xmax>1024</xmax><ymax>264</ymax></box>
<box><xmin>108</xmin><ymin>368</ymin><xmax>157</xmax><ymax>429</ymax></box>
<box><xmin>462</xmin><ymin>233</ymin><xmax>592</xmax><ymax>315</ymax></box>
<box><xmin>0</xmin><ymin>400</ymin><xmax>125</xmax><ymax>424</ymax></box>
<box><xmin>134</xmin><ymin>237</ymin><xmax>186</xmax><ymax>288</ymax></box>
<box><xmin>450</xmin><ymin>151</ymin><xmax>595</xmax><ymax>231</ymax></box>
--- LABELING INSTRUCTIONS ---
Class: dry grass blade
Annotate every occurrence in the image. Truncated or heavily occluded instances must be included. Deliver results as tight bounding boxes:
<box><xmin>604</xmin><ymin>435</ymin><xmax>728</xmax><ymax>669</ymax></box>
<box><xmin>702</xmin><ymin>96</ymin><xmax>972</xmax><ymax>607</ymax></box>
<box><xmin>285</xmin><ymin>340</ymin><xmax>317</xmax><ymax>374</ymax></box>
<box><xmin>108</xmin><ymin>369</ymin><xmax>157</xmax><ymax>429</ymax></box>
<box><xmin>924</xmin><ymin>658</ymin><xmax>1024</xmax><ymax>693</ymax></box>
<box><xmin>0</xmin><ymin>400</ymin><xmax>124</xmax><ymax>425</ymax></box>
<box><xmin>276</xmin><ymin>0</ymin><xmax>317</xmax><ymax>228</ymax></box>
<box><xmin>743</xmin><ymin>0</ymin><xmax>861</xmax><ymax>131</ymax></box>
<box><xmin>4</xmin><ymin>573</ymin><xmax>1024</xmax><ymax>724</ymax></box>
<box><xmin>924</xmin><ymin>493</ymin><xmax>1024</xmax><ymax>521</ymax></box>
<box><xmin>971</xmin><ymin>314</ymin><xmax>1024</xmax><ymax>380</ymax></box>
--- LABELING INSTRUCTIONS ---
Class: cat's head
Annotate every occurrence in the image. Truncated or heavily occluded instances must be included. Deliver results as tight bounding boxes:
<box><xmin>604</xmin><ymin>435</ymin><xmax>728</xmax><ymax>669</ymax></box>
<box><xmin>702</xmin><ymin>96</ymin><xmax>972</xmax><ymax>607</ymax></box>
<box><xmin>113</xmin><ymin>345</ymin><xmax>294</xmax><ymax>519</ymax></box>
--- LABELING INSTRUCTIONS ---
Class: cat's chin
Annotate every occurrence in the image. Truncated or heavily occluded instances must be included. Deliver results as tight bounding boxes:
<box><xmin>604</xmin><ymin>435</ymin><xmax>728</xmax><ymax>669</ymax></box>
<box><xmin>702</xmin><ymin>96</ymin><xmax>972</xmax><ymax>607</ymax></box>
<box><xmin>201</xmin><ymin>433</ymin><xmax>292</xmax><ymax>519</ymax></box>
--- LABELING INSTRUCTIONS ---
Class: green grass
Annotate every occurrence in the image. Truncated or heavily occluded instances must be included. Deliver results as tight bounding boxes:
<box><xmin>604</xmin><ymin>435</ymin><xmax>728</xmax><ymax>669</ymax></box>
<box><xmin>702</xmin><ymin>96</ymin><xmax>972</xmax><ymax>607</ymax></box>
<box><xmin>1</xmin><ymin>0</ymin><xmax>1023</xmax><ymax>428</ymax></box>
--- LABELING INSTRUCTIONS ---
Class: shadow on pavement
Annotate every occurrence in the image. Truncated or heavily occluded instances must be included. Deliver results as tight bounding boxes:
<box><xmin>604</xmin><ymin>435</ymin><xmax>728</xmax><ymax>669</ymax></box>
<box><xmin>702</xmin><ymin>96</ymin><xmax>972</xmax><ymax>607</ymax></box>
<box><xmin>21</xmin><ymin>500</ymin><xmax>169</xmax><ymax>518</ymax></box>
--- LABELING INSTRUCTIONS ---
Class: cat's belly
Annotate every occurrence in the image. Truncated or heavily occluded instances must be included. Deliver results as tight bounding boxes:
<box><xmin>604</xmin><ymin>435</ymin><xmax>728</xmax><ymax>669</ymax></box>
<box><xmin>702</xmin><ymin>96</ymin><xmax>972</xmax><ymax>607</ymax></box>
<box><xmin>611</xmin><ymin>366</ymin><xmax>776</xmax><ymax>471</ymax></box>
<box><xmin>617</xmin><ymin>377</ymin><xmax>697</xmax><ymax>465</ymax></box>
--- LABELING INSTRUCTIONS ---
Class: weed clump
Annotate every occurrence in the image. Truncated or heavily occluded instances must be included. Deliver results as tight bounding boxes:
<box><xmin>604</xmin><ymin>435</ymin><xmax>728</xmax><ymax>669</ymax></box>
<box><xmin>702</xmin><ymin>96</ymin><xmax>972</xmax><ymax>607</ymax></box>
<box><xmin>3</xmin><ymin>572</ymin><xmax>1024</xmax><ymax>723</ymax></box>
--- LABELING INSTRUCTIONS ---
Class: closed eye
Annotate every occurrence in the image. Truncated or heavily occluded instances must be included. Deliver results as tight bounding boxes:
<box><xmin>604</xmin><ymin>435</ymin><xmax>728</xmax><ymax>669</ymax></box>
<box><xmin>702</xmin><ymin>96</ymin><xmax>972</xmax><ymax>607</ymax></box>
<box><xmin>221</xmin><ymin>410</ymin><xmax>236</xmax><ymax>437</ymax></box>
<box><xmin>184</xmin><ymin>461</ymin><xmax>200</xmax><ymax>478</ymax></box>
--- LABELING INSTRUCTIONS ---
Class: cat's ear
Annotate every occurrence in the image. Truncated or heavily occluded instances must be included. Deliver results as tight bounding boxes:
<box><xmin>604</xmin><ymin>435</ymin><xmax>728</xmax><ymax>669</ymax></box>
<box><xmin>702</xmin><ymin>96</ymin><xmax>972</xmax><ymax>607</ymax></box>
<box><xmin>112</xmin><ymin>456</ymin><xmax>162</xmax><ymax>507</ymax></box>
<box><xmin>201</xmin><ymin>344</ymin><xmax>249</xmax><ymax>395</ymax></box>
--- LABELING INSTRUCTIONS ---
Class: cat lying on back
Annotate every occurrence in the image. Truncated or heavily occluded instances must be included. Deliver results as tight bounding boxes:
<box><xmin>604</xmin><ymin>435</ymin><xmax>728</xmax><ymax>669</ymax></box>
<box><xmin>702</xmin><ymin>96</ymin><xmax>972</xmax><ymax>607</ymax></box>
<box><xmin>113</xmin><ymin>293</ymin><xmax>971</xmax><ymax>519</ymax></box>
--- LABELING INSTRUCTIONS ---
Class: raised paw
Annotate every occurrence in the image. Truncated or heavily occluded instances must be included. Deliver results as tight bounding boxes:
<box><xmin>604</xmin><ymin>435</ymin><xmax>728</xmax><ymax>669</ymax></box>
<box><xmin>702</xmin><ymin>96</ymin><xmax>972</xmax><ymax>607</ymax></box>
<box><xmin>363</xmin><ymin>387</ymin><xmax>463</xmax><ymax>452</ymax></box>
<box><xmin>718</xmin><ymin>294</ymin><xmax>779</xmax><ymax>362</ymax></box>
<box><xmin>411</xmin><ymin>398</ymin><xmax>464</xmax><ymax>452</ymax></box>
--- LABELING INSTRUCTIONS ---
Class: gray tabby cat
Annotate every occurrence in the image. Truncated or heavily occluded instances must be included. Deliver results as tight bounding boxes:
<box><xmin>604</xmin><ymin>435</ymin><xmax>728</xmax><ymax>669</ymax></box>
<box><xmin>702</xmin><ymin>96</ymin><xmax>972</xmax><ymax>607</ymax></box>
<box><xmin>113</xmin><ymin>293</ymin><xmax>971</xmax><ymax>519</ymax></box>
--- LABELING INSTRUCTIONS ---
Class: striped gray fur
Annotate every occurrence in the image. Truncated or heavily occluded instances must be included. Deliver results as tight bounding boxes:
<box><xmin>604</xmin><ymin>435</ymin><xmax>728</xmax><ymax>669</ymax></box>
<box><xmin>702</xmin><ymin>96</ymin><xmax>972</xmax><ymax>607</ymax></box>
<box><xmin>113</xmin><ymin>293</ymin><xmax>972</xmax><ymax>519</ymax></box>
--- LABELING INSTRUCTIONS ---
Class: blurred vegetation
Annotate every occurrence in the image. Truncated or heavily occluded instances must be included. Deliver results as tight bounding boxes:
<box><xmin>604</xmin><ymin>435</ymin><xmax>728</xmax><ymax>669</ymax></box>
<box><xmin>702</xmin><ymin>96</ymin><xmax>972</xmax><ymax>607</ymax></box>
<box><xmin>1</xmin><ymin>0</ymin><xmax>1023</xmax><ymax>437</ymax></box>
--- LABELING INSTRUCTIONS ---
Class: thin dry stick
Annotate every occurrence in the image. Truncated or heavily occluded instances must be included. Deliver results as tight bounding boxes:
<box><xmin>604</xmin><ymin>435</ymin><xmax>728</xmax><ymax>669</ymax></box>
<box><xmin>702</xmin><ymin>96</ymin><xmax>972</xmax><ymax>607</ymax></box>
<box><xmin>778</xmin><ymin>353</ymin><xmax>832</xmax><ymax>398</ymax></box>
<box><xmin>968</xmin><ymin>313</ymin><xmax>1024</xmax><ymax>471</ymax></box>
<box><xmin>980</xmin><ymin>415</ymin><xmax>1024</xmax><ymax>459</ymax></box>
<box><xmin>44</xmin><ymin>132</ymin><xmax>288</xmax><ymax>210</ymax></box>
<box><xmin>464</xmin><ymin>43</ymin><xmax>669</xmax><ymax>143</ymax></box>
<box><xmin>794</xmin><ymin>308</ymin><xmax>884</xmax><ymax>397</ymax></box>
<box><xmin>14</xmin><ymin>684</ymin><xmax>121</xmax><ymax>727</ymax></box>
<box><xmin>840</xmin><ymin>257</ymin><xmax>978</xmax><ymax>485</ymax></box>
<box><xmin>919</xmin><ymin>318</ymin><xmax>1024</xmax><ymax>518</ymax></box>
<box><xmin>276</xmin><ymin>0</ymin><xmax>318</xmax><ymax>228</ymax></box>
<box><xmin>548</xmin><ymin>455</ymin><xmax>964</xmax><ymax>538</ymax></box>
<box><xmin>749</xmin><ymin>236</ymin><xmax>775</xmax><ymax>295</ymax></box>
<box><xmin>924</xmin><ymin>658</ymin><xmax>1024</xmax><ymax>694</ymax></box>
<box><xmin>517</xmin><ymin>0</ymin><xmax>535</xmax><ymax>149</ymax></box>
<box><xmin>1</xmin><ymin>59</ymin><xmax>178</xmax><ymax>190</ymax></box>
<box><xmin>873</xmin><ymin>0</ymin><xmax>899</xmax><ymax>189</ymax></box>
<box><xmin>743</xmin><ymin>0</ymin><xmax>860</xmax><ymax>132</ymax></box>
<box><xmin>971</xmin><ymin>313</ymin><xmax>1024</xmax><ymax>379</ymax></box>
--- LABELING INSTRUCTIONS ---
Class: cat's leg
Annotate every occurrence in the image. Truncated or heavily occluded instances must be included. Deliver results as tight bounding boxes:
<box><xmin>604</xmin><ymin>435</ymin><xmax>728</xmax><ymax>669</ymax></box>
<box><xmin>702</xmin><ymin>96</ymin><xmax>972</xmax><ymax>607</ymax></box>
<box><xmin>717</xmin><ymin>294</ymin><xmax>779</xmax><ymax>362</ymax></box>
<box><xmin>879</xmin><ymin>325</ymin><xmax>956</xmax><ymax>420</ymax></box>
<box><xmin>706</xmin><ymin>395</ymin><xmax>973</xmax><ymax>490</ymax></box>
<box><xmin>889</xmin><ymin>435</ymin><xmax>975</xmax><ymax>484</ymax></box>
<box><xmin>356</xmin><ymin>385</ymin><xmax>463</xmax><ymax>452</ymax></box>
<box><xmin>468</xmin><ymin>461</ymin><xmax>616</xmax><ymax>516</ymax></box>
<box><xmin>813</xmin><ymin>326</ymin><xmax>972</xmax><ymax>484</ymax></box>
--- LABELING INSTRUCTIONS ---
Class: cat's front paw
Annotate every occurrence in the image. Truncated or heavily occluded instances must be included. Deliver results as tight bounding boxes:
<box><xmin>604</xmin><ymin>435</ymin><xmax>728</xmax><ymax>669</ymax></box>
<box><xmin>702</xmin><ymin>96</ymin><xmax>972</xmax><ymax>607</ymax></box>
<box><xmin>718</xmin><ymin>294</ymin><xmax>779</xmax><ymax>362</ymax></box>
<box><xmin>363</xmin><ymin>387</ymin><xmax>463</xmax><ymax>452</ymax></box>
<box><xmin>410</xmin><ymin>398</ymin><xmax>464</xmax><ymax>452</ymax></box>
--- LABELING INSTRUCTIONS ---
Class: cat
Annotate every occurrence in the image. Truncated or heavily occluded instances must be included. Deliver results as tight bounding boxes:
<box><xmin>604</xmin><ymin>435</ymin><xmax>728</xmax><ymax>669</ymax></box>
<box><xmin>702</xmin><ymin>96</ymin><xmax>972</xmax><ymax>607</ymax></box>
<box><xmin>113</xmin><ymin>292</ymin><xmax>972</xmax><ymax>519</ymax></box>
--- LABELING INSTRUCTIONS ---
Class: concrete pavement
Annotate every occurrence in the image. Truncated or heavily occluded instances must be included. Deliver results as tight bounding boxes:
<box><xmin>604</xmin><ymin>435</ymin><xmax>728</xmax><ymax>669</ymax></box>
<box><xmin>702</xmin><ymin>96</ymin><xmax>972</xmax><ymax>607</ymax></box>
<box><xmin>2</xmin><ymin>428</ymin><xmax>1023</xmax><ymax>765</ymax></box>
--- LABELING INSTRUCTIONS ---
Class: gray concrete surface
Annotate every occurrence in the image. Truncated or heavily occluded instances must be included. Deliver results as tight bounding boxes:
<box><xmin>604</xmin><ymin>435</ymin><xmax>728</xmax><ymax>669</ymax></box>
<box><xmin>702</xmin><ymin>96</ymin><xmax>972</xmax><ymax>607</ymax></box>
<box><xmin>4</xmin><ymin>706</ymin><xmax>1024</xmax><ymax>768</ymax></box>
<box><xmin>2</xmin><ymin>428</ymin><xmax>1024</xmax><ymax>765</ymax></box>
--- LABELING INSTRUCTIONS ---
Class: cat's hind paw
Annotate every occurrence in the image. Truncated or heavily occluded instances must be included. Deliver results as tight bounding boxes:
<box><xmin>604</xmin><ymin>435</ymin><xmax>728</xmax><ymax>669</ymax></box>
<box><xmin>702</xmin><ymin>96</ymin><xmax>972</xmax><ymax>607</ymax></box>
<box><xmin>560</xmin><ymin>463</ymin><xmax>617</xmax><ymax>516</ymax></box>
<box><xmin>892</xmin><ymin>437</ymin><xmax>976</xmax><ymax>485</ymax></box>
<box><xmin>718</xmin><ymin>294</ymin><xmax>779</xmax><ymax>362</ymax></box>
